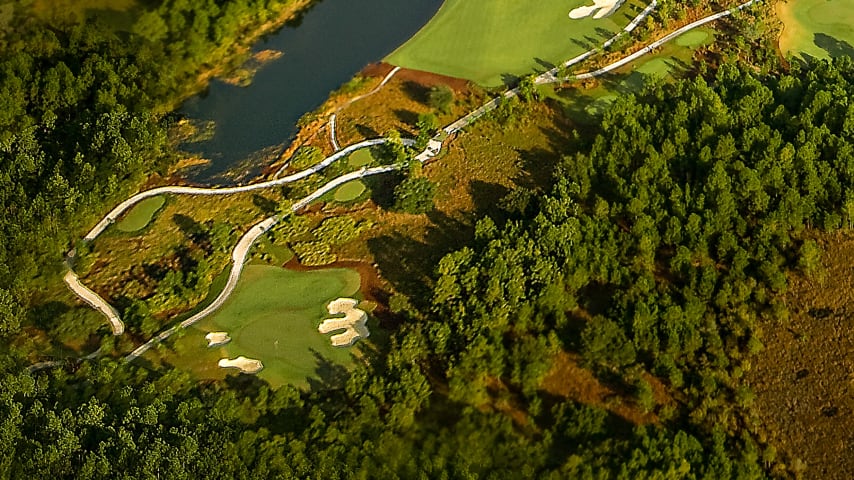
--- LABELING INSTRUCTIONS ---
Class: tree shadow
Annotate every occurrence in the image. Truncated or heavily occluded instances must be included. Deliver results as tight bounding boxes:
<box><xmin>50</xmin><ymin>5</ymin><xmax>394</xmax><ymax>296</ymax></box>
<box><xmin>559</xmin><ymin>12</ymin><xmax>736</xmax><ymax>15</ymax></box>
<box><xmin>252</xmin><ymin>194</ymin><xmax>278</xmax><ymax>215</ymax></box>
<box><xmin>469</xmin><ymin>180</ymin><xmax>511</xmax><ymax>216</ymax></box>
<box><xmin>534</xmin><ymin>57</ymin><xmax>556</xmax><ymax>73</ymax></box>
<box><xmin>28</xmin><ymin>300</ymin><xmax>70</xmax><ymax>331</ymax></box>
<box><xmin>814</xmin><ymin>33</ymin><xmax>854</xmax><ymax>59</ymax></box>
<box><xmin>572</xmin><ymin>37</ymin><xmax>593</xmax><ymax>50</ymax></box>
<box><xmin>355</xmin><ymin>123</ymin><xmax>380</xmax><ymax>138</ymax></box>
<box><xmin>501</xmin><ymin>72</ymin><xmax>521</xmax><ymax>89</ymax></box>
<box><xmin>363</xmin><ymin>170</ymin><xmax>403</xmax><ymax>209</ymax></box>
<box><xmin>306</xmin><ymin>348</ymin><xmax>351</xmax><ymax>391</ymax></box>
<box><xmin>393</xmin><ymin>108</ymin><xmax>419</xmax><ymax>127</ymax></box>
<box><xmin>172</xmin><ymin>213</ymin><xmax>207</xmax><ymax>243</ymax></box>
<box><xmin>367</xmin><ymin>209</ymin><xmax>472</xmax><ymax>305</ymax></box>
<box><xmin>595</xmin><ymin>27</ymin><xmax>614</xmax><ymax>40</ymax></box>
<box><xmin>402</xmin><ymin>80</ymin><xmax>429</xmax><ymax>104</ymax></box>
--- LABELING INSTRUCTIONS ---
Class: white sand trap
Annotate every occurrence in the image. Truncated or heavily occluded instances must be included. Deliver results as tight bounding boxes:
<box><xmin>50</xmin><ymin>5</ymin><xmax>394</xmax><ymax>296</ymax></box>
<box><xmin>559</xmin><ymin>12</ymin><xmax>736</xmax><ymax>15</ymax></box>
<box><xmin>569</xmin><ymin>0</ymin><xmax>624</xmax><ymax>19</ymax></box>
<box><xmin>318</xmin><ymin>298</ymin><xmax>370</xmax><ymax>347</ymax></box>
<box><xmin>218</xmin><ymin>356</ymin><xmax>264</xmax><ymax>374</ymax></box>
<box><xmin>205</xmin><ymin>332</ymin><xmax>231</xmax><ymax>347</ymax></box>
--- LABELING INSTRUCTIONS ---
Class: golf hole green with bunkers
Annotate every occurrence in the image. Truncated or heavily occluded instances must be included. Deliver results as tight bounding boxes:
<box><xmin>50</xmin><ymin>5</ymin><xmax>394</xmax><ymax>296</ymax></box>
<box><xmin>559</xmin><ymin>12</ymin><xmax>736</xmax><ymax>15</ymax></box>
<box><xmin>163</xmin><ymin>265</ymin><xmax>365</xmax><ymax>388</ymax></box>
<box><xmin>386</xmin><ymin>0</ymin><xmax>647</xmax><ymax>86</ymax></box>
<box><xmin>777</xmin><ymin>0</ymin><xmax>854</xmax><ymax>60</ymax></box>
<box><xmin>115</xmin><ymin>195</ymin><xmax>166</xmax><ymax>232</ymax></box>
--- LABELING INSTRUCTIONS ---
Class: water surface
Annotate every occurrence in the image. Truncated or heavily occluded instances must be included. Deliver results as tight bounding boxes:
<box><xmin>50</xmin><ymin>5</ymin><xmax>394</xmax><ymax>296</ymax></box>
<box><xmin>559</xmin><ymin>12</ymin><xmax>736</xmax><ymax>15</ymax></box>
<box><xmin>180</xmin><ymin>0</ymin><xmax>443</xmax><ymax>183</ymax></box>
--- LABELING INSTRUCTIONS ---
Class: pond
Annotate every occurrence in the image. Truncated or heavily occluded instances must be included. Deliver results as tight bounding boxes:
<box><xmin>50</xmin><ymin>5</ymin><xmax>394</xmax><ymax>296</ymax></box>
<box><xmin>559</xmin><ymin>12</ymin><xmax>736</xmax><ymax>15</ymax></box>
<box><xmin>179</xmin><ymin>0</ymin><xmax>443</xmax><ymax>183</ymax></box>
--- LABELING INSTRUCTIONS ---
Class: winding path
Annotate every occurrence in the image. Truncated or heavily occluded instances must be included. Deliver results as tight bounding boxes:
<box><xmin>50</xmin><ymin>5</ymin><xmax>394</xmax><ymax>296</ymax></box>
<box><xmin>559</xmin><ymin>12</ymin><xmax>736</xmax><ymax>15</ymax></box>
<box><xmin>329</xmin><ymin>66</ymin><xmax>402</xmax><ymax>151</ymax></box>
<box><xmin>57</xmin><ymin>0</ymin><xmax>763</xmax><ymax>366</ymax></box>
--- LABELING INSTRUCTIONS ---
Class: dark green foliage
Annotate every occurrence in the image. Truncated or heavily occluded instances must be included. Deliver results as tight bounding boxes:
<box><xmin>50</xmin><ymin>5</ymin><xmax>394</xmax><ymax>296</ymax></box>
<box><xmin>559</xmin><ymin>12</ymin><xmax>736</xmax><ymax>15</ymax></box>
<box><xmin>392</xmin><ymin>176</ymin><xmax>437</xmax><ymax>214</ymax></box>
<box><xmin>3</xmin><ymin>2</ymin><xmax>850</xmax><ymax>476</ymax></box>
<box><xmin>427</xmin><ymin>84</ymin><xmax>454</xmax><ymax>113</ymax></box>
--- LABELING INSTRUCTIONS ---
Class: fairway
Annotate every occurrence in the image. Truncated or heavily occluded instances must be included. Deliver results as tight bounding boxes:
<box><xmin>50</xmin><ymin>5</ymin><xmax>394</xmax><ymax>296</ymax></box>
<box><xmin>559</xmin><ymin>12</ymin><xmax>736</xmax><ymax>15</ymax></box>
<box><xmin>115</xmin><ymin>196</ymin><xmax>165</xmax><ymax>232</ymax></box>
<box><xmin>777</xmin><ymin>0</ymin><xmax>854</xmax><ymax>60</ymax></box>
<box><xmin>194</xmin><ymin>265</ymin><xmax>363</xmax><ymax>387</ymax></box>
<box><xmin>386</xmin><ymin>0</ymin><xmax>643</xmax><ymax>86</ymax></box>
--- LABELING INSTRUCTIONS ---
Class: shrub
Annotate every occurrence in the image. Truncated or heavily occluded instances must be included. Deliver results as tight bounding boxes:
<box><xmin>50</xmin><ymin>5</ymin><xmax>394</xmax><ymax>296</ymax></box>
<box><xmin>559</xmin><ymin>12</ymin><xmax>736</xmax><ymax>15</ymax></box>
<box><xmin>393</xmin><ymin>176</ymin><xmax>437</xmax><ymax>214</ymax></box>
<box><xmin>428</xmin><ymin>85</ymin><xmax>454</xmax><ymax>113</ymax></box>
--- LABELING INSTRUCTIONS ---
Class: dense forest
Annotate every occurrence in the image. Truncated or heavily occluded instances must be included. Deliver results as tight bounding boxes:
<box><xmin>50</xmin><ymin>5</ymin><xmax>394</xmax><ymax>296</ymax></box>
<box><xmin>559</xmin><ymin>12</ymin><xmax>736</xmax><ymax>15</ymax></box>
<box><xmin>2</xmin><ymin>0</ymin><xmax>853</xmax><ymax>477</ymax></box>
<box><xmin>5</xmin><ymin>44</ymin><xmax>854</xmax><ymax>479</ymax></box>
<box><xmin>0</xmin><ymin>0</ymin><xmax>308</xmax><ymax>335</ymax></box>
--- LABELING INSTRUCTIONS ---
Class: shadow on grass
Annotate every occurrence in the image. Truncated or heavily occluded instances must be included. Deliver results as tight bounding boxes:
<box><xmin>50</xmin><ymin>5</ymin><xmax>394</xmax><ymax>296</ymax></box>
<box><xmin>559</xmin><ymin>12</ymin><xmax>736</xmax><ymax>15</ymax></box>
<box><xmin>367</xmin><ymin>209</ymin><xmax>472</xmax><ymax>307</ymax></box>
<box><xmin>355</xmin><ymin>123</ymin><xmax>380</xmax><ymax>138</ymax></box>
<box><xmin>402</xmin><ymin>80</ymin><xmax>430</xmax><ymax>104</ymax></box>
<box><xmin>814</xmin><ymin>33</ymin><xmax>854</xmax><ymax>59</ymax></box>
<box><xmin>394</xmin><ymin>108</ymin><xmax>419</xmax><ymax>127</ymax></box>
<box><xmin>252</xmin><ymin>194</ymin><xmax>278</xmax><ymax>215</ymax></box>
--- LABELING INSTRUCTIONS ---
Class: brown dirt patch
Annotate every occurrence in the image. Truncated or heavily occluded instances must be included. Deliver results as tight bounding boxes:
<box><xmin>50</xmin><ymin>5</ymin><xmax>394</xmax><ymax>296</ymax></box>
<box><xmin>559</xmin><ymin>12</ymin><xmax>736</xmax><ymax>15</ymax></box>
<box><xmin>394</xmin><ymin>67</ymin><xmax>473</xmax><ymax>94</ymax></box>
<box><xmin>747</xmin><ymin>231</ymin><xmax>854</xmax><ymax>480</ymax></box>
<box><xmin>542</xmin><ymin>351</ymin><xmax>662</xmax><ymax>425</ymax></box>
<box><xmin>360</xmin><ymin>62</ymin><xmax>396</xmax><ymax>78</ymax></box>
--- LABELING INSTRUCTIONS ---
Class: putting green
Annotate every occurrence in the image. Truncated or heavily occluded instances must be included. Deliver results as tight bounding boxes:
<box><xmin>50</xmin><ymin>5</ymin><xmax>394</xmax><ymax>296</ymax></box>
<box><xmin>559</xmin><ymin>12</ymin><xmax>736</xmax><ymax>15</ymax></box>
<box><xmin>348</xmin><ymin>149</ymin><xmax>376</xmax><ymax>168</ymax></box>
<box><xmin>675</xmin><ymin>29</ymin><xmax>710</xmax><ymax>48</ymax></box>
<box><xmin>116</xmin><ymin>196</ymin><xmax>165</xmax><ymax>232</ymax></box>
<box><xmin>386</xmin><ymin>0</ymin><xmax>643</xmax><ymax>86</ymax></box>
<box><xmin>195</xmin><ymin>265</ymin><xmax>363</xmax><ymax>387</ymax></box>
<box><xmin>778</xmin><ymin>0</ymin><xmax>854</xmax><ymax>60</ymax></box>
<box><xmin>333</xmin><ymin>180</ymin><xmax>366</xmax><ymax>202</ymax></box>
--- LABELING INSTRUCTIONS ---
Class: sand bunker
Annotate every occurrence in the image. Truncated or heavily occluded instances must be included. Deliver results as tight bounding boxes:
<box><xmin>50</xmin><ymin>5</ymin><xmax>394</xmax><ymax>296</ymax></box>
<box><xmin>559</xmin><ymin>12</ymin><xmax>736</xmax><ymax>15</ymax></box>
<box><xmin>205</xmin><ymin>332</ymin><xmax>231</xmax><ymax>347</ymax></box>
<box><xmin>318</xmin><ymin>298</ymin><xmax>369</xmax><ymax>347</ymax></box>
<box><xmin>569</xmin><ymin>0</ymin><xmax>624</xmax><ymax>19</ymax></box>
<box><xmin>218</xmin><ymin>356</ymin><xmax>264</xmax><ymax>374</ymax></box>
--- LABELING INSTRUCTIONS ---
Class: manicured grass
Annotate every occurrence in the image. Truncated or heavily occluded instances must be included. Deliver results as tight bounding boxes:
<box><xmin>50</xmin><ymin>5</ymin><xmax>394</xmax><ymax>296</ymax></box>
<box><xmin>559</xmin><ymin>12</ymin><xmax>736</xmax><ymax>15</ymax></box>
<box><xmin>777</xmin><ymin>0</ymin><xmax>854</xmax><ymax>60</ymax></box>
<box><xmin>333</xmin><ymin>180</ymin><xmax>367</xmax><ymax>202</ymax></box>
<box><xmin>348</xmin><ymin>148</ymin><xmax>376</xmax><ymax>168</ymax></box>
<box><xmin>115</xmin><ymin>196</ymin><xmax>166</xmax><ymax>232</ymax></box>
<box><xmin>675</xmin><ymin>29</ymin><xmax>710</xmax><ymax>48</ymax></box>
<box><xmin>386</xmin><ymin>0</ymin><xmax>644</xmax><ymax>86</ymax></box>
<box><xmin>188</xmin><ymin>265</ymin><xmax>363</xmax><ymax>387</ymax></box>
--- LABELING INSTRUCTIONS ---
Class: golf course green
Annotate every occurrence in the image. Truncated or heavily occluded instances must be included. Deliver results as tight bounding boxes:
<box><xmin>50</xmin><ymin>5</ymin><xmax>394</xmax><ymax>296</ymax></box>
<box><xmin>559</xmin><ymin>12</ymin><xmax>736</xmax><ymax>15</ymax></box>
<box><xmin>777</xmin><ymin>0</ymin><xmax>854</xmax><ymax>60</ymax></box>
<box><xmin>386</xmin><ymin>0</ymin><xmax>643</xmax><ymax>86</ymax></box>
<box><xmin>333</xmin><ymin>180</ymin><xmax>367</xmax><ymax>202</ymax></box>
<box><xmin>190</xmin><ymin>265</ymin><xmax>364</xmax><ymax>387</ymax></box>
<box><xmin>115</xmin><ymin>195</ymin><xmax>165</xmax><ymax>232</ymax></box>
<box><xmin>348</xmin><ymin>148</ymin><xmax>376</xmax><ymax>168</ymax></box>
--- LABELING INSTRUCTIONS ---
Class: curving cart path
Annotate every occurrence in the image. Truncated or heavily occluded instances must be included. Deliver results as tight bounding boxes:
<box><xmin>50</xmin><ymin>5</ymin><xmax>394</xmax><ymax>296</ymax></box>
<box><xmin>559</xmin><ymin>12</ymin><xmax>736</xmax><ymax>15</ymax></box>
<box><xmin>54</xmin><ymin>0</ymin><xmax>762</xmax><ymax>367</ymax></box>
<box><xmin>123</xmin><ymin>164</ymin><xmax>401</xmax><ymax>361</ymax></box>
<box><xmin>329</xmin><ymin>66</ymin><xmax>402</xmax><ymax>151</ymax></box>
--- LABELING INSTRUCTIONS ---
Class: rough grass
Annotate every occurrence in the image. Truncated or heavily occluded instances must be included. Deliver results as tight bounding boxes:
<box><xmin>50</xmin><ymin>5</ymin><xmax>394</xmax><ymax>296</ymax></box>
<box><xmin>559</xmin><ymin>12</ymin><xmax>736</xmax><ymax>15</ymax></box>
<box><xmin>82</xmin><ymin>190</ymin><xmax>272</xmax><ymax>319</ymax></box>
<box><xmin>333</xmin><ymin>180</ymin><xmax>366</xmax><ymax>202</ymax></box>
<box><xmin>115</xmin><ymin>196</ymin><xmax>166</xmax><ymax>233</ymax></box>
<box><xmin>777</xmin><ymin>0</ymin><xmax>854</xmax><ymax>60</ymax></box>
<box><xmin>386</xmin><ymin>0</ymin><xmax>645</xmax><ymax>86</ymax></box>
<box><xmin>747</xmin><ymin>231</ymin><xmax>854</xmax><ymax>480</ymax></box>
<box><xmin>186</xmin><ymin>265</ymin><xmax>363</xmax><ymax>388</ymax></box>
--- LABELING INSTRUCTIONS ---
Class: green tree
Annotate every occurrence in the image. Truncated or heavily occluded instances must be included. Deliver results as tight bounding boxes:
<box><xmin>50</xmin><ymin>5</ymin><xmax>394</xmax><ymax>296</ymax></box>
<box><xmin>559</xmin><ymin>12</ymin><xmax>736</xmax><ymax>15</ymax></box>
<box><xmin>428</xmin><ymin>85</ymin><xmax>454</xmax><ymax>113</ymax></box>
